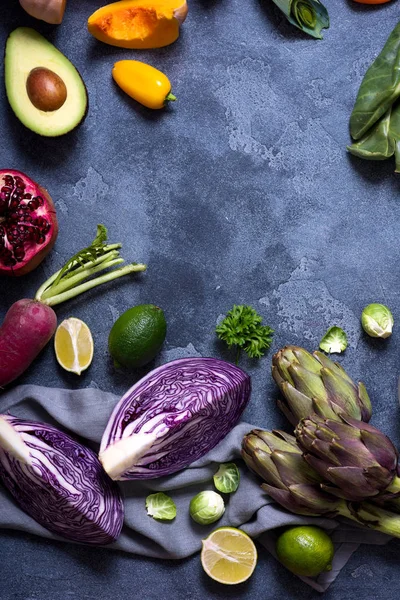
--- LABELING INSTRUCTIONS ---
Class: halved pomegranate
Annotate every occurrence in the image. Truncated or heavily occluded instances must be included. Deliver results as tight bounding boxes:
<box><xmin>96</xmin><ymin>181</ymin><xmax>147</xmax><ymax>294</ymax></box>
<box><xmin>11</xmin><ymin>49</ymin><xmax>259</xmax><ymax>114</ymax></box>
<box><xmin>0</xmin><ymin>169</ymin><xmax>58</xmax><ymax>276</ymax></box>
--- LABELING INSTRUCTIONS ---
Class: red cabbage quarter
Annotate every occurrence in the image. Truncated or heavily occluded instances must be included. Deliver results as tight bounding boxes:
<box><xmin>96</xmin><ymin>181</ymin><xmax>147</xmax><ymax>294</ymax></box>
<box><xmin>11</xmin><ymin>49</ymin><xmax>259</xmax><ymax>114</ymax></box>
<box><xmin>0</xmin><ymin>415</ymin><xmax>124</xmax><ymax>545</ymax></box>
<box><xmin>99</xmin><ymin>357</ymin><xmax>251</xmax><ymax>480</ymax></box>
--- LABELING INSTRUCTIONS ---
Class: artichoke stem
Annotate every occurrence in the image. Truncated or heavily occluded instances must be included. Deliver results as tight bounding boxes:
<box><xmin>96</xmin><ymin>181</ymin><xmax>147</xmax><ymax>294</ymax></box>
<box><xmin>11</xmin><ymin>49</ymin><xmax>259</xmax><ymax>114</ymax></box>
<box><xmin>386</xmin><ymin>475</ymin><xmax>400</xmax><ymax>496</ymax></box>
<box><xmin>340</xmin><ymin>502</ymin><xmax>400</xmax><ymax>539</ymax></box>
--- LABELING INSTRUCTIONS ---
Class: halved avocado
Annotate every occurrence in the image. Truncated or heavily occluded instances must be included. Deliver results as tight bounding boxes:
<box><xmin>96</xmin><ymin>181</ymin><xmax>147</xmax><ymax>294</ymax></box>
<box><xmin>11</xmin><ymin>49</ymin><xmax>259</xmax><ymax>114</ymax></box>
<box><xmin>5</xmin><ymin>28</ymin><xmax>88</xmax><ymax>137</ymax></box>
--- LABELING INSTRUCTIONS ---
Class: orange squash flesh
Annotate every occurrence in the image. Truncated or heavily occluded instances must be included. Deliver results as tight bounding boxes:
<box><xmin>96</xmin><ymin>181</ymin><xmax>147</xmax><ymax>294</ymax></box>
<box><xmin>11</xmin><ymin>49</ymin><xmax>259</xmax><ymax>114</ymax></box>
<box><xmin>87</xmin><ymin>0</ymin><xmax>188</xmax><ymax>49</ymax></box>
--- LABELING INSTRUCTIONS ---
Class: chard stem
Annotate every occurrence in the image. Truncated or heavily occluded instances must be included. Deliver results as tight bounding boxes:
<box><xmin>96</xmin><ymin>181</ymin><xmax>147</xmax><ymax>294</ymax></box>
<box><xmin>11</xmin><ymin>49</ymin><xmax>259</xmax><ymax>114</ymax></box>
<box><xmin>35</xmin><ymin>269</ymin><xmax>63</xmax><ymax>301</ymax></box>
<box><xmin>41</xmin><ymin>263</ymin><xmax>147</xmax><ymax>307</ymax></box>
<box><xmin>40</xmin><ymin>254</ymin><xmax>123</xmax><ymax>301</ymax></box>
<box><xmin>35</xmin><ymin>246</ymin><xmax>123</xmax><ymax>302</ymax></box>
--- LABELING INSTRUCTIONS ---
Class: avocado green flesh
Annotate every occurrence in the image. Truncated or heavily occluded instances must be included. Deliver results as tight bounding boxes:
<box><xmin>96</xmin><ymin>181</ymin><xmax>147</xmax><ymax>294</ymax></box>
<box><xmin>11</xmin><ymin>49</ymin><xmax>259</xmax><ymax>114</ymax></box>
<box><xmin>5</xmin><ymin>28</ymin><xmax>88</xmax><ymax>137</ymax></box>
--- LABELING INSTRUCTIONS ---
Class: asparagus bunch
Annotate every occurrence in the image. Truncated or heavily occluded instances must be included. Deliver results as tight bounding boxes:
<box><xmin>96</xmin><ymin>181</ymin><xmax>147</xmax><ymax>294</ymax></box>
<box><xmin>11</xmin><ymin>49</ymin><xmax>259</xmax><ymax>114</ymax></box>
<box><xmin>241</xmin><ymin>346</ymin><xmax>400</xmax><ymax>537</ymax></box>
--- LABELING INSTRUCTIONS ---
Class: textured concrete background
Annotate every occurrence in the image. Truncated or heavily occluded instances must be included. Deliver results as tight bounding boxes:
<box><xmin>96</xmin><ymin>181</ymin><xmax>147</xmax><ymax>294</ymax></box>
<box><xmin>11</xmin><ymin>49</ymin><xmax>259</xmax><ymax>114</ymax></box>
<box><xmin>2</xmin><ymin>0</ymin><xmax>400</xmax><ymax>597</ymax></box>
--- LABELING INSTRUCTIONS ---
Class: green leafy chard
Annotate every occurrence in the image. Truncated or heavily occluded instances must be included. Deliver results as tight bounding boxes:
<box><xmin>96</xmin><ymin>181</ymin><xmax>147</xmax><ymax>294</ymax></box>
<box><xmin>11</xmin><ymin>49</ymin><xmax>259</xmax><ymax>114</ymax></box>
<box><xmin>348</xmin><ymin>101</ymin><xmax>400</xmax><ymax>171</ymax></box>
<box><xmin>272</xmin><ymin>0</ymin><xmax>329</xmax><ymax>40</ymax></box>
<box><xmin>348</xmin><ymin>22</ymin><xmax>400</xmax><ymax>171</ymax></box>
<box><xmin>216</xmin><ymin>305</ymin><xmax>274</xmax><ymax>363</ymax></box>
<box><xmin>350</xmin><ymin>23</ymin><xmax>400</xmax><ymax>141</ymax></box>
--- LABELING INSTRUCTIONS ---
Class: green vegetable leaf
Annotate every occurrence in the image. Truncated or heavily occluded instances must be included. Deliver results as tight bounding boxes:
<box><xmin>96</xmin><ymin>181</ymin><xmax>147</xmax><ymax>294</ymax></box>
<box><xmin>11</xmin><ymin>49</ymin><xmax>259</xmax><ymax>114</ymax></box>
<box><xmin>319</xmin><ymin>326</ymin><xmax>348</xmax><ymax>354</ymax></box>
<box><xmin>216</xmin><ymin>305</ymin><xmax>274</xmax><ymax>362</ymax></box>
<box><xmin>213</xmin><ymin>463</ymin><xmax>240</xmax><ymax>494</ymax></box>
<box><xmin>348</xmin><ymin>108</ymin><xmax>395</xmax><ymax>161</ymax></box>
<box><xmin>272</xmin><ymin>0</ymin><xmax>329</xmax><ymax>39</ymax></box>
<box><xmin>53</xmin><ymin>224</ymin><xmax>109</xmax><ymax>286</ymax></box>
<box><xmin>146</xmin><ymin>492</ymin><xmax>176</xmax><ymax>521</ymax></box>
<box><xmin>349</xmin><ymin>23</ymin><xmax>400</xmax><ymax>141</ymax></box>
<box><xmin>347</xmin><ymin>99</ymin><xmax>400</xmax><ymax>171</ymax></box>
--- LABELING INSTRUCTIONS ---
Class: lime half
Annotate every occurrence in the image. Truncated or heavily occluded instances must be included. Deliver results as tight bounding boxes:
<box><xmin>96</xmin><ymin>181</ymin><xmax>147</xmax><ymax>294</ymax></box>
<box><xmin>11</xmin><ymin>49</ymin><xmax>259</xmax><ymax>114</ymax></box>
<box><xmin>201</xmin><ymin>527</ymin><xmax>257</xmax><ymax>585</ymax></box>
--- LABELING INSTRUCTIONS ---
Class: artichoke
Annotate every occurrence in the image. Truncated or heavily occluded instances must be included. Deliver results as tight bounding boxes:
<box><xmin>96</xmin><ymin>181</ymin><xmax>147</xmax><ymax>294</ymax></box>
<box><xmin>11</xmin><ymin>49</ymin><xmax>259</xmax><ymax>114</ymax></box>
<box><xmin>272</xmin><ymin>346</ymin><xmax>372</xmax><ymax>426</ymax></box>
<box><xmin>242</xmin><ymin>429</ymin><xmax>341</xmax><ymax>516</ymax></box>
<box><xmin>296</xmin><ymin>414</ymin><xmax>398</xmax><ymax>502</ymax></box>
<box><xmin>242</xmin><ymin>428</ymin><xmax>400</xmax><ymax>539</ymax></box>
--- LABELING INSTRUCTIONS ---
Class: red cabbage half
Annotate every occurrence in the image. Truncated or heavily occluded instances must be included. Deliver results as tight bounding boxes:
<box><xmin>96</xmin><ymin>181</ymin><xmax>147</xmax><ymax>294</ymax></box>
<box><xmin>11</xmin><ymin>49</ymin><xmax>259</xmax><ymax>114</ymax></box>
<box><xmin>99</xmin><ymin>357</ymin><xmax>251</xmax><ymax>480</ymax></box>
<box><xmin>0</xmin><ymin>415</ymin><xmax>124</xmax><ymax>545</ymax></box>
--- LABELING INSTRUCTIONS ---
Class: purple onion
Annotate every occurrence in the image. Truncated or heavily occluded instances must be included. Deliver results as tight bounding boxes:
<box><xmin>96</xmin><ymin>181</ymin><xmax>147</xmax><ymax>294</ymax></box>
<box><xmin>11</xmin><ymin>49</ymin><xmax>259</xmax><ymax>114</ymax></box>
<box><xmin>0</xmin><ymin>415</ymin><xmax>124</xmax><ymax>545</ymax></box>
<box><xmin>100</xmin><ymin>357</ymin><xmax>251</xmax><ymax>480</ymax></box>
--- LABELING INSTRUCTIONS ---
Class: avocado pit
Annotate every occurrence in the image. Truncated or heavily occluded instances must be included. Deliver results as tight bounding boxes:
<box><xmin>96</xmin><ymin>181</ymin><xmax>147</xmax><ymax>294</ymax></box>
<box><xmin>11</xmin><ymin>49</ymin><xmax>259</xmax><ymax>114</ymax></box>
<box><xmin>26</xmin><ymin>67</ymin><xmax>67</xmax><ymax>112</ymax></box>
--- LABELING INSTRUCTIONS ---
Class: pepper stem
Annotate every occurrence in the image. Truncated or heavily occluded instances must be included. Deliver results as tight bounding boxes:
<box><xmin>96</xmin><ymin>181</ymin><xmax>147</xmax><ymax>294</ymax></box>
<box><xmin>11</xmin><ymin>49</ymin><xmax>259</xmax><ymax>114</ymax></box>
<box><xmin>166</xmin><ymin>92</ymin><xmax>176</xmax><ymax>102</ymax></box>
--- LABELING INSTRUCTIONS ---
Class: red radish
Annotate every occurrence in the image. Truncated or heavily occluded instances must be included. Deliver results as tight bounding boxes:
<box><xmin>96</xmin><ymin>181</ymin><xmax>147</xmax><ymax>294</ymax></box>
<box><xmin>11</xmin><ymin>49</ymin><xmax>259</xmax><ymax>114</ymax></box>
<box><xmin>0</xmin><ymin>225</ymin><xmax>146</xmax><ymax>387</ymax></box>
<box><xmin>0</xmin><ymin>300</ymin><xmax>57</xmax><ymax>386</ymax></box>
<box><xmin>0</xmin><ymin>170</ymin><xmax>58</xmax><ymax>277</ymax></box>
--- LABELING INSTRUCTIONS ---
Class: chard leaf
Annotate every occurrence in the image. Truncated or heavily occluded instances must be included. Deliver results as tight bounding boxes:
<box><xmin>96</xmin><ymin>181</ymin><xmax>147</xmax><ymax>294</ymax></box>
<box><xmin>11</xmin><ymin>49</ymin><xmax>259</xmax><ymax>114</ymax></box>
<box><xmin>350</xmin><ymin>23</ymin><xmax>400</xmax><ymax>140</ymax></box>
<box><xmin>348</xmin><ymin>99</ymin><xmax>400</xmax><ymax>169</ymax></box>
<box><xmin>348</xmin><ymin>108</ymin><xmax>396</xmax><ymax>161</ymax></box>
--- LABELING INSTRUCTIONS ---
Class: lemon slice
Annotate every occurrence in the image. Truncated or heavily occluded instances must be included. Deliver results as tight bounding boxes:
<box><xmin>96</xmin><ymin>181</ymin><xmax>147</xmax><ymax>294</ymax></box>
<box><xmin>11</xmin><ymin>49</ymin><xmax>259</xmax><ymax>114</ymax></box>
<box><xmin>201</xmin><ymin>527</ymin><xmax>257</xmax><ymax>585</ymax></box>
<box><xmin>54</xmin><ymin>318</ymin><xmax>94</xmax><ymax>375</ymax></box>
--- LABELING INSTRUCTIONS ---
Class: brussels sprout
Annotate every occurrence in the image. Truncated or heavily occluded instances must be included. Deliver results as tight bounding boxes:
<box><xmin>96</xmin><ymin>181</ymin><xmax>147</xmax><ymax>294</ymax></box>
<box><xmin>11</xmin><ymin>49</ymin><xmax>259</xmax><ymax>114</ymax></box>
<box><xmin>146</xmin><ymin>492</ymin><xmax>176</xmax><ymax>521</ymax></box>
<box><xmin>361</xmin><ymin>304</ymin><xmax>394</xmax><ymax>339</ymax></box>
<box><xmin>319</xmin><ymin>326</ymin><xmax>348</xmax><ymax>354</ymax></box>
<box><xmin>213</xmin><ymin>463</ymin><xmax>240</xmax><ymax>494</ymax></box>
<box><xmin>189</xmin><ymin>491</ymin><xmax>225</xmax><ymax>525</ymax></box>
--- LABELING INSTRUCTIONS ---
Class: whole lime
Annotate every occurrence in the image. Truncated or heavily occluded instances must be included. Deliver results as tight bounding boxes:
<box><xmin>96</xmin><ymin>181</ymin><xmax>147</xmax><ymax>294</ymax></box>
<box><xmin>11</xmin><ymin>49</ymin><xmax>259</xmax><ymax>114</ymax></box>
<box><xmin>108</xmin><ymin>304</ymin><xmax>167</xmax><ymax>368</ymax></box>
<box><xmin>275</xmin><ymin>525</ymin><xmax>334</xmax><ymax>578</ymax></box>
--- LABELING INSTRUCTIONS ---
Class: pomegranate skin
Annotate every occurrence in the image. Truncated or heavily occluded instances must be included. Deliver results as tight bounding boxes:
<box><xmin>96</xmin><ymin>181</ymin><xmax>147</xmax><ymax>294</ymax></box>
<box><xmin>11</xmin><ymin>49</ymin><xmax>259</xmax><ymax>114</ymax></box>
<box><xmin>0</xmin><ymin>299</ymin><xmax>57</xmax><ymax>387</ymax></box>
<box><xmin>0</xmin><ymin>169</ymin><xmax>58</xmax><ymax>277</ymax></box>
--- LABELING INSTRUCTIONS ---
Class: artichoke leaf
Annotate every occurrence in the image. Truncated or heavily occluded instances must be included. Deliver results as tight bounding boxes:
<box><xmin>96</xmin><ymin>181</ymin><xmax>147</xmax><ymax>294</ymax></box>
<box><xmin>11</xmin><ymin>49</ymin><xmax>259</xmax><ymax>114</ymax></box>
<box><xmin>272</xmin><ymin>0</ymin><xmax>329</xmax><ymax>39</ymax></box>
<box><xmin>350</xmin><ymin>23</ymin><xmax>400</xmax><ymax>140</ymax></box>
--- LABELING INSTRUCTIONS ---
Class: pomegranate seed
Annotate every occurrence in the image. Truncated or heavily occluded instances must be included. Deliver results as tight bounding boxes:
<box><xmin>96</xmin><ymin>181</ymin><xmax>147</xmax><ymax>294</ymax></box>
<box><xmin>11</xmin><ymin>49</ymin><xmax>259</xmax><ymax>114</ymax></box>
<box><xmin>13</xmin><ymin>246</ymin><xmax>25</xmax><ymax>261</ymax></box>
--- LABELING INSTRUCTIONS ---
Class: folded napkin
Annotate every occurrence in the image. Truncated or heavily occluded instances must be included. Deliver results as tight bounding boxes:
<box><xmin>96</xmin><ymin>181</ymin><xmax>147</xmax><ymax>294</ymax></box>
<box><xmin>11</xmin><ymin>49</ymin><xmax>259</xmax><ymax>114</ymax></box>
<box><xmin>0</xmin><ymin>385</ymin><xmax>390</xmax><ymax>592</ymax></box>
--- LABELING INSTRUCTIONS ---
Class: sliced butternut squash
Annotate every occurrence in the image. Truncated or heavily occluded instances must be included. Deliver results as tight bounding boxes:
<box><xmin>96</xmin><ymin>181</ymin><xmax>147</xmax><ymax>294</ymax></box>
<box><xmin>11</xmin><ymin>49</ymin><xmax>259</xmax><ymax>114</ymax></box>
<box><xmin>87</xmin><ymin>0</ymin><xmax>188</xmax><ymax>49</ymax></box>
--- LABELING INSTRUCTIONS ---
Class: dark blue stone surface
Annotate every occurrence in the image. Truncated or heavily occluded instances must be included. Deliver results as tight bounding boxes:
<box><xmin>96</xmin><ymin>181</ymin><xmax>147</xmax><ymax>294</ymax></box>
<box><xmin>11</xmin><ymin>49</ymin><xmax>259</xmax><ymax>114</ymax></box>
<box><xmin>2</xmin><ymin>0</ymin><xmax>400</xmax><ymax>597</ymax></box>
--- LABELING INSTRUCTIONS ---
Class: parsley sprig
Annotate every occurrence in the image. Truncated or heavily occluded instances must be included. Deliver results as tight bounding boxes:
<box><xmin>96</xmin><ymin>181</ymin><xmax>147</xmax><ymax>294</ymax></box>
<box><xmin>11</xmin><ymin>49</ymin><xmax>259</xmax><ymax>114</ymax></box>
<box><xmin>216</xmin><ymin>305</ymin><xmax>274</xmax><ymax>363</ymax></box>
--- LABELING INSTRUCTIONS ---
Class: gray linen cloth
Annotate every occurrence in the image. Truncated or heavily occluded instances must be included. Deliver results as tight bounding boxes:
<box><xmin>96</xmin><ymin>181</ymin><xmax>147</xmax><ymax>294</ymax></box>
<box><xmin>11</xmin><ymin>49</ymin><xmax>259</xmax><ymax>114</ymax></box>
<box><xmin>0</xmin><ymin>385</ymin><xmax>390</xmax><ymax>592</ymax></box>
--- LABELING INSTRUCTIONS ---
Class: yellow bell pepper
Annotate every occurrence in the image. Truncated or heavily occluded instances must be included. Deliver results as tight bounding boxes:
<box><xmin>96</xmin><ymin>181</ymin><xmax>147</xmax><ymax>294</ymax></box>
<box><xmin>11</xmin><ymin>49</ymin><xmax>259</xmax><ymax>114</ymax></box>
<box><xmin>112</xmin><ymin>60</ymin><xmax>176</xmax><ymax>110</ymax></box>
